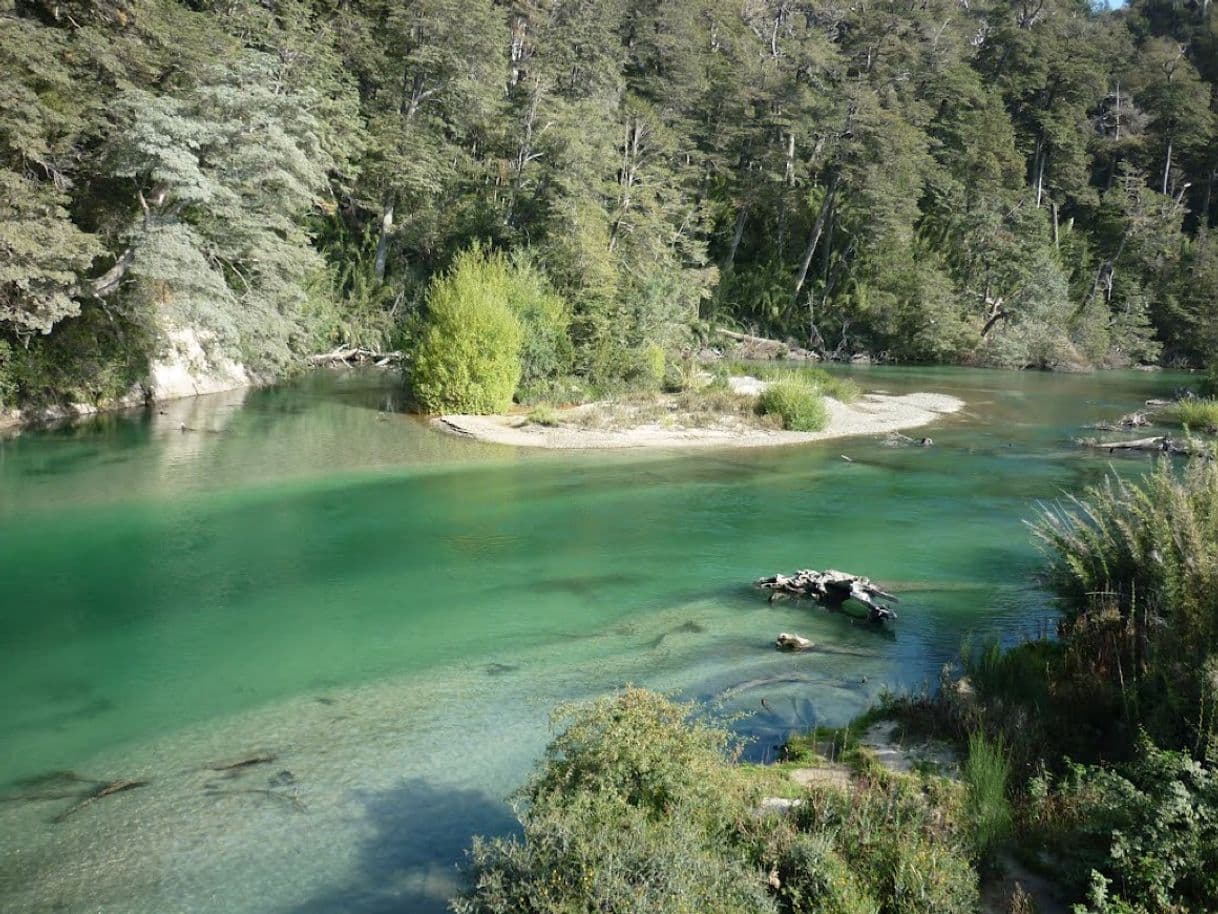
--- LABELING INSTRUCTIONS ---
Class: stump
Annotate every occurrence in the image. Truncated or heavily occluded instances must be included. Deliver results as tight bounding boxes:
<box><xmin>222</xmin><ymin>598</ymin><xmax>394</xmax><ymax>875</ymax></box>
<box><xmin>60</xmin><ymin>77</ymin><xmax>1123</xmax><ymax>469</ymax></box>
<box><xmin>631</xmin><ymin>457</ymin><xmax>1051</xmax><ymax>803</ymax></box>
<box><xmin>756</xmin><ymin>569</ymin><xmax>899</xmax><ymax>623</ymax></box>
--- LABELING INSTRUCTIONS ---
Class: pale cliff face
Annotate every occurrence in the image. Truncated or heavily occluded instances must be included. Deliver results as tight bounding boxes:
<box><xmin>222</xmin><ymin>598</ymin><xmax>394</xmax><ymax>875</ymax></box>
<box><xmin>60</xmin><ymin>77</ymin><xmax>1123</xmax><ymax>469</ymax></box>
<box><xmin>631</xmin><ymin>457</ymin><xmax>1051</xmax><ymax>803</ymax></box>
<box><xmin>149</xmin><ymin>327</ymin><xmax>249</xmax><ymax>401</ymax></box>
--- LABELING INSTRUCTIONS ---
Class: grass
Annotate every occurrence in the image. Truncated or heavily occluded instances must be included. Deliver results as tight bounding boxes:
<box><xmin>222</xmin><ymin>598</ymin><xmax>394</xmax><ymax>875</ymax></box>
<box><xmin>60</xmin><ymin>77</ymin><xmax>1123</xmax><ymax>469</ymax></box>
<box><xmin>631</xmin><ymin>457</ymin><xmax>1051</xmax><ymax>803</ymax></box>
<box><xmin>1158</xmin><ymin>397</ymin><xmax>1218</xmax><ymax>432</ymax></box>
<box><xmin>756</xmin><ymin>378</ymin><xmax>828</xmax><ymax>431</ymax></box>
<box><xmin>725</xmin><ymin>359</ymin><xmax>862</xmax><ymax>402</ymax></box>
<box><xmin>526</xmin><ymin>403</ymin><xmax>563</xmax><ymax>426</ymax></box>
<box><xmin>963</xmin><ymin>732</ymin><xmax>1013</xmax><ymax>865</ymax></box>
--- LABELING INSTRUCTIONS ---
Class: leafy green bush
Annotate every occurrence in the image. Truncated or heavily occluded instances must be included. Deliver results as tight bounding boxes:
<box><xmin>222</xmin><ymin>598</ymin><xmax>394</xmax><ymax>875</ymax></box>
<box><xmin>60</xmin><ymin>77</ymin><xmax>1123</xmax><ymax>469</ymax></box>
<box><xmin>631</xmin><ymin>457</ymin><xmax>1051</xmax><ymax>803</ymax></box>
<box><xmin>409</xmin><ymin>247</ymin><xmax>523</xmax><ymax>414</ymax></box>
<box><xmin>963</xmin><ymin>732</ymin><xmax>1013</xmax><ymax>864</ymax></box>
<box><xmin>756</xmin><ymin>378</ymin><xmax>829</xmax><ymax>431</ymax></box>
<box><xmin>1159</xmin><ymin>397</ymin><xmax>1218</xmax><ymax>432</ymax></box>
<box><xmin>501</xmin><ymin>254</ymin><xmax>573</xmax><ymax>393</ymax></box>
<box><xmin>1027</xmin><ymin>739</ymin><xmax>1218</xmax><ymax>914</ymax></box>
<box><xmin>455</xmin><ymin>688</ymin><xmax>980</xmax><ymax>914</ymax></box>
<box><xmin>454</xmin><ymin>689</ymin><xmax>775</xmax><ymax>914</ymax></box>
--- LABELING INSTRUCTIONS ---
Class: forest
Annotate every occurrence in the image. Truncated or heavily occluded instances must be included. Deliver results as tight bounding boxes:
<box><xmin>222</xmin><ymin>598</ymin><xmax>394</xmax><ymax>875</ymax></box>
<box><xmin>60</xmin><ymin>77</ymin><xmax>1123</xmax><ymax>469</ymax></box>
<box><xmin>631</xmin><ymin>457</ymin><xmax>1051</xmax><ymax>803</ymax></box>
<box><xmin>2</xmin><ymin>0</ymin><xmax>1217</xmax><ymax>412</ymax></box>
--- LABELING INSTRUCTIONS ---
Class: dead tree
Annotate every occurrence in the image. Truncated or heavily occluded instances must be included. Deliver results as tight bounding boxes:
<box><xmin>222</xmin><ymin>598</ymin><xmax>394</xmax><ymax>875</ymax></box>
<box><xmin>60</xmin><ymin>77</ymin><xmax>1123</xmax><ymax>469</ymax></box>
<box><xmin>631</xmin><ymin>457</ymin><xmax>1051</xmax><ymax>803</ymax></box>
<box><xmin>755</xmin><ymin>569</ymin><xmax>900</xmax><ymax>622</ymax></box>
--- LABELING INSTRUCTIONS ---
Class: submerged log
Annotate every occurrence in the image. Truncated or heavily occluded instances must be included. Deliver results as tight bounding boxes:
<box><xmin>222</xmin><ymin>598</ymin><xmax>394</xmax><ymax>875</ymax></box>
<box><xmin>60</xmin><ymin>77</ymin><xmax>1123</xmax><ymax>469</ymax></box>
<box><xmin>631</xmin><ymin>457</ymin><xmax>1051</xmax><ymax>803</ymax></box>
<box><xmin>53</xmin><ymin>778</ymin><xmax>148</xmax><ymax>823</ymax></box>
<box><xmin>756</xmin><ymin>569</ymin><xmax>899</xmax><ymax>623</ymax></box>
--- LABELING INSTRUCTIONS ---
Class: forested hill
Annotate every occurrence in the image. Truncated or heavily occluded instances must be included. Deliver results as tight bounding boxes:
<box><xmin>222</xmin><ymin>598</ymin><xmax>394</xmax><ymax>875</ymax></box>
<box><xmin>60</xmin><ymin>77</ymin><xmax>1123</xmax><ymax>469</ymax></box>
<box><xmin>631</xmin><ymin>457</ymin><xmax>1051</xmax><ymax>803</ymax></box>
<box><xmin>2</xmin><ymin>0</ymin><xmax>1216</xmax><ymax>410</ymax></box>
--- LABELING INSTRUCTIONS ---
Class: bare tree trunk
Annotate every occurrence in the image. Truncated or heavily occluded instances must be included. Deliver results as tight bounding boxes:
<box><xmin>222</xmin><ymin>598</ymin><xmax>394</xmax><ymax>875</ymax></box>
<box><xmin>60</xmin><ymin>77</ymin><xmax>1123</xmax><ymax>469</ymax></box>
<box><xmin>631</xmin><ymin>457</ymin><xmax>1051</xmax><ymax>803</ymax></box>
<box><xmin>92</xmin><ymin>248</ymin><xmax>135</xmax><ymax>298</ymax></box>
<box><xmin>374</xmin><ymin>197</ymin><xmax>394</xmax><ymax>281</ymax></box>
<box><xmin>722</xmin><ymin>206</ymin><xmax>748</xmax><ymax>273</ymax></box>
<box><xmin>1162</xmin><ymin>136</ymin><xmax>1173</xmax><ymax>196</ymax></box>
<box><xmin>1034</xmin><ymin>139</ymin><xmax>1046</xmax><ymax>208</ymax></box>
<box><xmin>1052</xmin><ymin>201</ymin><xmax>1059</xmax><ymax>248</ymax></box>
<box><xmin>792</xmin><ymin>174</ymin><xmax>839</xmax><ymax>321</ymax></box>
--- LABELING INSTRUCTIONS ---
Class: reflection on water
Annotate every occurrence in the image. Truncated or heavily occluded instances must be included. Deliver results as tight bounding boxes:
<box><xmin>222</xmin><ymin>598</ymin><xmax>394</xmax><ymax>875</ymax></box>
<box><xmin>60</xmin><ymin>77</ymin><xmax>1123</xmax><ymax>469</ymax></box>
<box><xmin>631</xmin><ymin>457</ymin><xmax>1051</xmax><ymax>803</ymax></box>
<box><xmin>0</xmin><ymin>365</ymin><xmax>1190</xmax><ymax>913</ymax></box>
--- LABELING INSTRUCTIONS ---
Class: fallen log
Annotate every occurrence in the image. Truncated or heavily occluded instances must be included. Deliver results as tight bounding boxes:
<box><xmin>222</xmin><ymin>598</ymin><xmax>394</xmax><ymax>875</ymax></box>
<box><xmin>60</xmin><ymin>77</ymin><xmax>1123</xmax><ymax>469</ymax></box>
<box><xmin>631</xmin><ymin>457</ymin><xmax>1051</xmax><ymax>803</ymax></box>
<box><xmin>756</xmin><ymin>569</ymin><xmax>899</xmax><ymax>623</ymax></box>
<box><xmin>714</xmin><ymin>328</ymin><xmax>819</xmax><ymax>361</ymax></box>
<box><xmin>1082</xmin><ymin>436</ymin><xmax>1212</xmax><ymax>457</ymax></box>
<box><xmin>306</xmin><ymin>345</ymin><xmax>404</xmax><ymax>367</ymax></box>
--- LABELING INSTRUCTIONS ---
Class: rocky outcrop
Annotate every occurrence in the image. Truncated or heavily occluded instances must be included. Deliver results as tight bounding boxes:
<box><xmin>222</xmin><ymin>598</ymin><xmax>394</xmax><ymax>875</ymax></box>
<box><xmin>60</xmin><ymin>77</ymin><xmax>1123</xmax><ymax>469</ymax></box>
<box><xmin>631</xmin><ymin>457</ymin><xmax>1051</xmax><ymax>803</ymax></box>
<box><xmin>149</xmin><ymin>327</ymin><xmax>249</xmax><ymax>401</ymax></box>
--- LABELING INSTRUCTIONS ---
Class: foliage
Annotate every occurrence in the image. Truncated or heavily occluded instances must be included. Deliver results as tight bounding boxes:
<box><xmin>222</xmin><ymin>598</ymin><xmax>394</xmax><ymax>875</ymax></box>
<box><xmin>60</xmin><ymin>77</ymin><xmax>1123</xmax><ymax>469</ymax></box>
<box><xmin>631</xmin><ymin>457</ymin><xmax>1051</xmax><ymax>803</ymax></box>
<box><xmin>1027</xmin><ymin>739</ymin><xmax>1218</xmax><ymax>914</ymax></box>
<box><xmin>1158</xmin><ymin>398</ymin><xmax>1218</xmax><ymax>433</ymax></box>
<box><xmin>729</xmin><ymin>362</ymin><xmax>862</xmax><ymax>403</ymax></box>
<box><xmin>409</xmin><ymin>247</ymin><xmax>523</xmax><ymax>414</ymax></box>
<box><xmin>963</xmin><ymin>733</ymin><xmax>1013</xmax><ymax>865</ymax></box>
<box><xmin>456</xmin><ymin>688</ymin><xmax>980</xmax><ymax>914</ymax></box>
<box><xmin>756</xmin><ymin>379</ymin><xmax>829</xmax><ymax>432</ymax></box>
<box><xmin>526</xmin><ymin>404</ymin><xmax>562</xmax><ymax>427</ymax></box>
<box><xmin>1032</xmin><ymin>460</ymin><xmax>1218</xmax><ymax>751</ymax></box>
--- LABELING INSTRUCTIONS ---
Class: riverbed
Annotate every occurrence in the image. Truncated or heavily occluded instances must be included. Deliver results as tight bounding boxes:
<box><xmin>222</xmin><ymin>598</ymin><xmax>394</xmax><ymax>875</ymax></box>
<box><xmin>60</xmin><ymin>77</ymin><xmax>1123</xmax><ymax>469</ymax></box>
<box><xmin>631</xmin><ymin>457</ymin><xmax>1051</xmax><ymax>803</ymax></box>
<box><xmin>0</xmin><ymin>366</ymin><xmax>1186</xmax><ymax>913</ymax></box>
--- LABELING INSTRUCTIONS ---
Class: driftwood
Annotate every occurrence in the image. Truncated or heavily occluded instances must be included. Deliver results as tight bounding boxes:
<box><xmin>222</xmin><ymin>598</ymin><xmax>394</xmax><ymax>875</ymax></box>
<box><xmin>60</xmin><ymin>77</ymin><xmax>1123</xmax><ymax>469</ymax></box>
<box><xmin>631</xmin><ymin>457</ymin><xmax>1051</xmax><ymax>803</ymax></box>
<box><xmin>306</xmin><ymin>345</ymin><xmax>404</xmax><ymax>368</ymax></box>
<box><xmin>775</xmin><ymin>632</ymin><xmax>814</xmax><ymax>651</ymax></box>
<box><xmin>756</xmin><ymin>569</ymin><xmax>899</xmax><ymax>622</ymax></box>
<box><xmin>52</xmin><ymin>778</ymin><xmax>148</xmax><ymax>823</ymax></box>
<box><xmin>1083</xmin><ymin>436</ymin><xmax>1212</xmax><ymax>457</ymax></box>
<box><xmin>714</xmin><ymin>328</ymin><xmax>819</xmax><ymax>362</ymax></box>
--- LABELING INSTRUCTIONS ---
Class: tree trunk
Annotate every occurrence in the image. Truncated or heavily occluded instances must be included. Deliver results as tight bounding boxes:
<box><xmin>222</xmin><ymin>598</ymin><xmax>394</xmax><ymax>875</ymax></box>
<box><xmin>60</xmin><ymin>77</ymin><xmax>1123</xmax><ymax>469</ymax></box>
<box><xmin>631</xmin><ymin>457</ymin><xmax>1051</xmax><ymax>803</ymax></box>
<box><xmin>792</xmin><ymin>174</ymin><xmax>838</xmax><ymax>314</ymax></box>
<box><xmin>1033</xmin><ymin>139</ymin><xmax>1046</xmax><ymax>208</ymax></box>
<box><xmin>373</xmin><ymin>197</ymin><xmax>394</xmax><ymax>281</ymax></box>
<box><xmin>722</xmin><ymin>206</ymin><xmax>748</xmax><ymax>273</ymax></box>
<box><xmin>1162</xmin><ymin>136</ymin><xmax>1173</xmax><ymax>196</ymax></box>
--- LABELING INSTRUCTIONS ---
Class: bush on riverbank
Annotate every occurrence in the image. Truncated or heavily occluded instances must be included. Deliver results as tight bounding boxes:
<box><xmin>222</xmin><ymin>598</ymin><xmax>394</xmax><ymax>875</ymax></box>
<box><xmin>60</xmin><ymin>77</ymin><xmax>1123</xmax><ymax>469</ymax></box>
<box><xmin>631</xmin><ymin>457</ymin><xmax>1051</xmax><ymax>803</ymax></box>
<box><xmin>454</xmin><ymin>688</ymin><xmax>980</xmax><ymax>914</ymax></box>
<box><xmin>1034</xmin><ymin>458</ymin><xmax>1218</xmax><ymax>752</ymax></box>
<box><xmin>756</xmin><ymin>378</ymin><xmax>828</xmax><ymax>432</ymax></box>
<box><xmin>727</xmin><ymin>361</ymin><xmax>862</xmax><ymax>402</ymax></box>
<box><xmin>409</xmin><ymin>248</ymin><xmax>523</xmax><ymax>414</ymax></box>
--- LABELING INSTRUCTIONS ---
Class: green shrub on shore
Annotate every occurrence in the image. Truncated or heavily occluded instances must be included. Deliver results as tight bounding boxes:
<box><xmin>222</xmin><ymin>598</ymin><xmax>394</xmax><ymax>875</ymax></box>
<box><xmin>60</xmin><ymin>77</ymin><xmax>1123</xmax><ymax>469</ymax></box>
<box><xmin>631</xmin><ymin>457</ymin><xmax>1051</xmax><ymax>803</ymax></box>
<box><xmin>526</xmin><ymin>403</ymin><xmax>562</xmax><ymax>427</ymax></box>
<box><xmin>1159</xmin><ymin>397</ymin><xmax>1218</xmax><ymax>432</ymax></box>
<box><xmin>726</xmin><ymin>360</ymin><xmax>862</xmax><ymax>402</ymax></box>
<box><xmin>409</xmin><ymin>247</ymin><xmax>523</xmax><ymax>414</ymax></box>
<box><xmin>455</xmin><ymin>688</ymin><xmax>980</xmax><ymax>914</ymax></box>
<box><xmin>756</xmin><ymin>378</ymin><xmax>829</xmax><ymax>431</ymax></box>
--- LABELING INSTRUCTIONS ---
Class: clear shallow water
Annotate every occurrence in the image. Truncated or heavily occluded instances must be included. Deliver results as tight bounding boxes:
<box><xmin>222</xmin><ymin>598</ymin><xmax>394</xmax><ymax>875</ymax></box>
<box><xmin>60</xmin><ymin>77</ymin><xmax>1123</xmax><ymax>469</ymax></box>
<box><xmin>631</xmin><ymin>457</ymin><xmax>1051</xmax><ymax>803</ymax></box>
<box><xmin>0</xmin><ymin>366</ymin><xmax>1187</xmax><ymax>913</ymax></box>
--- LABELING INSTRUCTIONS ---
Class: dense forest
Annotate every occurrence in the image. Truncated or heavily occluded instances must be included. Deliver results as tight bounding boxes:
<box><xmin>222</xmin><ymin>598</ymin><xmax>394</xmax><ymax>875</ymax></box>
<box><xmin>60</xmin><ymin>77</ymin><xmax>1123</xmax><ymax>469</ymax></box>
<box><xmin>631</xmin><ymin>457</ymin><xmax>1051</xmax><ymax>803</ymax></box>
<box><xmin>2</xmin><ymin>0</ymin><xmax>1217</xmax><ymax>411</ymax></box>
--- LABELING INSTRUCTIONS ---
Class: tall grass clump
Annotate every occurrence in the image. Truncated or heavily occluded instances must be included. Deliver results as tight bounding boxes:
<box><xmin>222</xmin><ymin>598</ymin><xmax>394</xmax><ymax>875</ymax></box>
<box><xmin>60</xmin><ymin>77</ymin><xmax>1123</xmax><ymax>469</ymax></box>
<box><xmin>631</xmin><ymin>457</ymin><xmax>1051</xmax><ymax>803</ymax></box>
<box><xmin>1033</xmin><ymin>459</ymin><xmax>1218</xmax><ymax>750</ymax></box>
<box><xmin>963</xmin><ymin>732</ymin><xmax>1013</xmax><ymax>865</ymax></box>
<box><xmin>727</xmin><ymin>360</ymin><xmax>862</xmax><ymax>401</ymax></box>
<box><xmin>1159</xmin><ymin>397</ymin><xmax>1218</xmax><ymax>432</ymax></box>
<box><xmin>756</xmin><ymin>377</ymin><xmax>829</xmax><ymax>431</ymax></box>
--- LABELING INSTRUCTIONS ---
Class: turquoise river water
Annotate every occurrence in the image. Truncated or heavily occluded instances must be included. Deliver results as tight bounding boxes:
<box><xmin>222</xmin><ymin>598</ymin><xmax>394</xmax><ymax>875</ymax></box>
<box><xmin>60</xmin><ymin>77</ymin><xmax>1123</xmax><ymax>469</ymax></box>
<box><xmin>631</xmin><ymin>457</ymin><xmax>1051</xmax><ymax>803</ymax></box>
<box><xmin>0</xmin><ymin>365</ymin><xmax>1186</xmax><ymax>913</ymax></box>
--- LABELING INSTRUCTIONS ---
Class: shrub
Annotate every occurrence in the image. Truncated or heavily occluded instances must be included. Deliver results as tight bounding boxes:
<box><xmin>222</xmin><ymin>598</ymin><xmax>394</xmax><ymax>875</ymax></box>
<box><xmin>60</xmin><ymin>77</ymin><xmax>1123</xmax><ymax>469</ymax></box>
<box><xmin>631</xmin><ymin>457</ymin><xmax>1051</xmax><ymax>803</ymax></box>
<box><xmin>756</xmin><ymin>378</ymin><xmax>828</xmax><ymax>431</ymax></box>
<box><xmin>963</xmin><ymin>732</ymin><xmax>1013</xmax><ymax>864</ymax></box>
<box><xmin>1159</xmin><ymin>397</ymin><xmax>1218</xmax><ymax>432</ymax></box>
<box><xmin>1027</xmin><ymin>739</ymin><xmax>1218</xmax><ymax>913</ymax></box>
<box><xmin>1201</xmin><ymin>366</ymin><xmax>1218</xmax><ymax>398</ymax></box>
<box><xmin>726</xmin><ymin>361</ymin><xmax>861</xmax><ymax>402</ymax></box>
<box><xmin>502</xmin><ymin>254</ymin><xmax>573</xmax><ymax>392</ymax></box>
<box><xmin>771</xmin><ymin>832</ymin><xmax>879</xmax><ymax>914</ymax></box>
<box><xmin>409</xmin><ymin>247</ymin><xmax>523</xmax><ymax>414</ymax></box>
<box><xmin>454</xmin><ymin>689</ymin><xmax>776</xmax><ymax>914</ymax></box>
<box><xmin>527</xmin><ymin>403</ymin><xmax>562</xmax><ymax>427</ymax></box>
<box><xmin>1034</xmin><ymin>460</ymin><xmax>1218</xmax><ymax>750</ymax></box>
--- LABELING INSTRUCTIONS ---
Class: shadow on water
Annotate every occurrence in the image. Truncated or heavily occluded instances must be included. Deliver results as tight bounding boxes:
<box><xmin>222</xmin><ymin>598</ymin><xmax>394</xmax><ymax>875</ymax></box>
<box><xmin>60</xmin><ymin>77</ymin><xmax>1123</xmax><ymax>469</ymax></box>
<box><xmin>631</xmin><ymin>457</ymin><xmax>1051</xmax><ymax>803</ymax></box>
<box><xmin>285</xmin><ymin>778</ymin><xmax>518</xmax><ymax>914</ymax></box>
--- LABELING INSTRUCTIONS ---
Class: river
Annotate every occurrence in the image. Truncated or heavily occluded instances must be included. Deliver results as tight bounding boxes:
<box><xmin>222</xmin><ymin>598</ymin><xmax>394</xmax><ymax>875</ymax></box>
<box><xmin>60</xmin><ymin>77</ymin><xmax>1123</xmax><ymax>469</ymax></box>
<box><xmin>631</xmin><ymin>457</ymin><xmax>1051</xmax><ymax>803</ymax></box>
<box><xmin>0</xmin><ymin>365</ymin><xmax>1184</xmax><ymax>913</ymax></box>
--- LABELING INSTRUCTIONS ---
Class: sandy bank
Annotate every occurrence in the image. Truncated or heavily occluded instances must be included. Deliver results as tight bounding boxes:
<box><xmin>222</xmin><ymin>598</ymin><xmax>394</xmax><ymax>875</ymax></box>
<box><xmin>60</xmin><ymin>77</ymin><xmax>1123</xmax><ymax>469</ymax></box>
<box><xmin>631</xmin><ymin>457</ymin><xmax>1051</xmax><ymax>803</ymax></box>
<box><xmin>435</xmin><ymin>387</ymin><xmax>964</xmax><ymax>450</ymax></box>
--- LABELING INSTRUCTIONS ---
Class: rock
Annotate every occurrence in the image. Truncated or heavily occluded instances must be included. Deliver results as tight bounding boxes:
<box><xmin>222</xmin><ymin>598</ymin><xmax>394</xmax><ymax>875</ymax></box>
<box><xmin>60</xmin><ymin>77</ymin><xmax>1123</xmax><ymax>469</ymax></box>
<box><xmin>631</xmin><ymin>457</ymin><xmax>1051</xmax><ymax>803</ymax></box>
<box><xmin>150</xmin><ymin>327</ymin><xmax>249</xmax><ymax>400</ymax></box>
<box><xmin>918</xmin><ymin>437</ymin><xmax>934</xmax><ymax>447</ymax></box>
<box><xmin>850</xmin><ymin>353</ymin><xmax>873</xmax><ymax>365</ymax></box>
<box><xmin>755</xmin><ymin>796</ymin><xmax>803</xmax><ymax>816</ymax></box>
<box><xmin>775</xmin><ymin>632</ymin><xmax>813</xmax><ymax>652</ymax></box>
